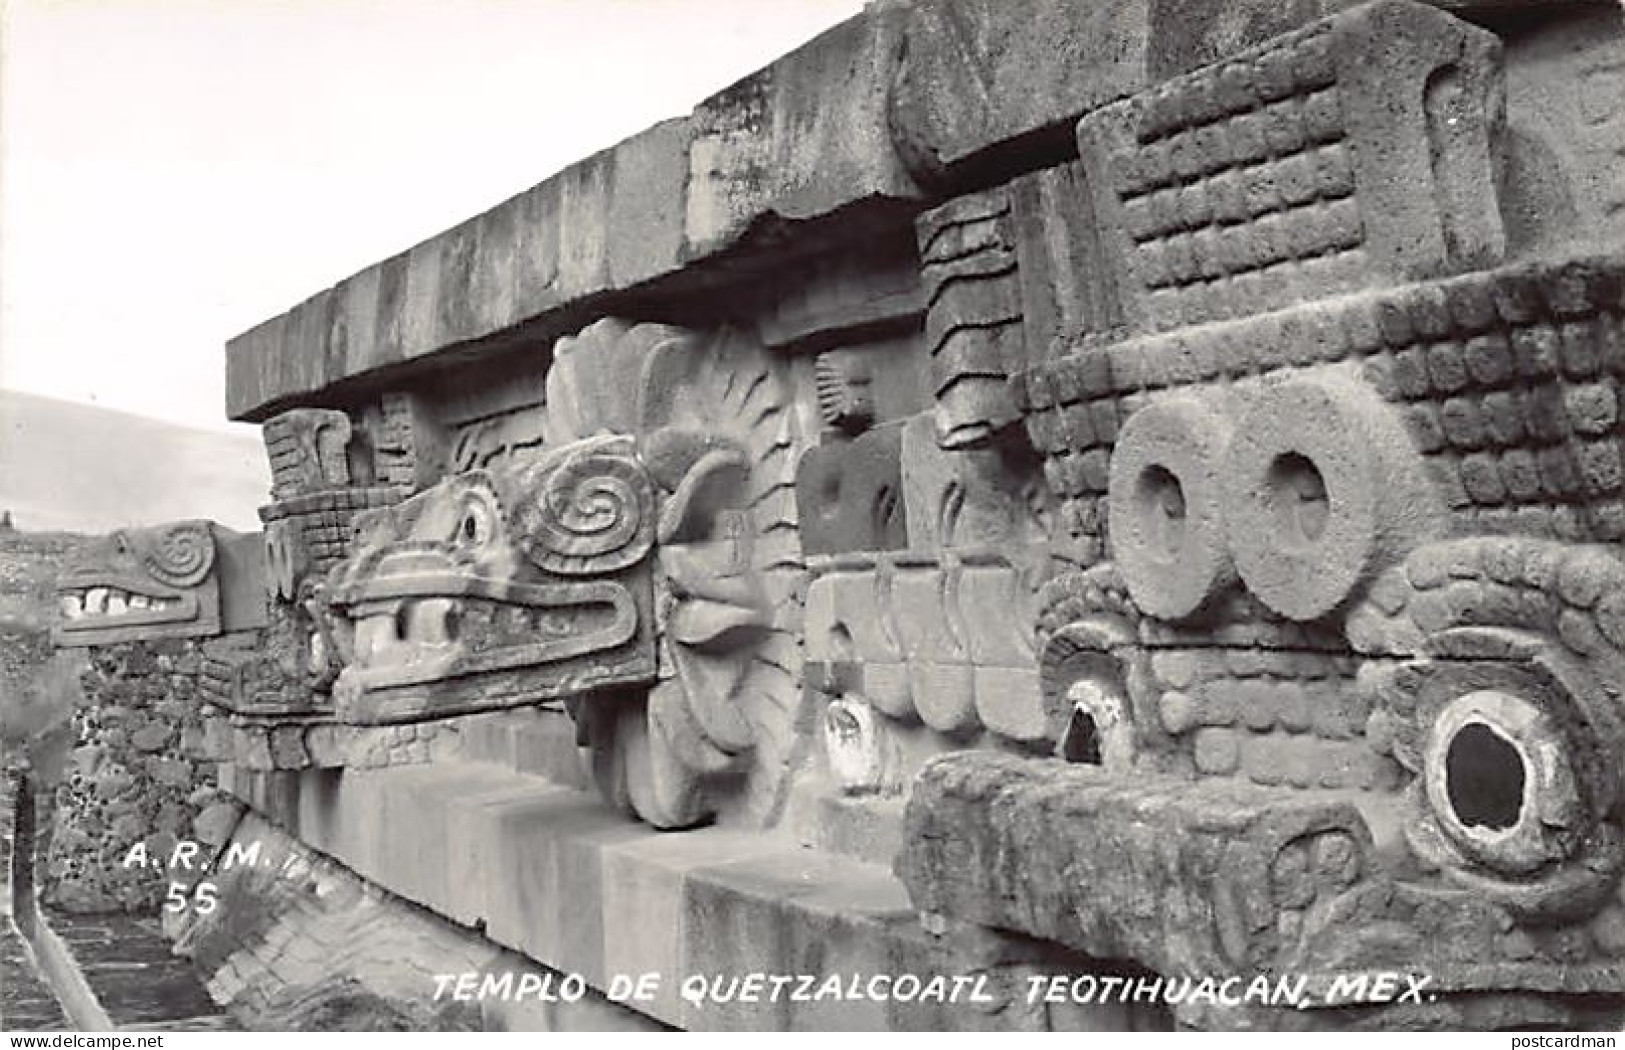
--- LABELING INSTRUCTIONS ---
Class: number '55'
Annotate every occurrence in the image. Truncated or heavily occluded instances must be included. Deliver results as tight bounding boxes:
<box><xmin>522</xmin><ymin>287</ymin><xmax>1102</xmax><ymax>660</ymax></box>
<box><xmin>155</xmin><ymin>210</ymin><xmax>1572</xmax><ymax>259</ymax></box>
<box><xmin>164</xmin><ymin>881</ymin><xmax>219</xmax><ymax>914</ymax></box>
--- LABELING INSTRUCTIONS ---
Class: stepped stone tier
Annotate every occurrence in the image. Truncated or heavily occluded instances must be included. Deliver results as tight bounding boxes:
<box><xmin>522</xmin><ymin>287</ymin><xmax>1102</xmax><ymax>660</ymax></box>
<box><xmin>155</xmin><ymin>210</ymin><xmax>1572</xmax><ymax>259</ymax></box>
<box><xmin>121</xmin><ymin>0</ymin><xmax>1625</xmax><ymax>1031</ymax></box>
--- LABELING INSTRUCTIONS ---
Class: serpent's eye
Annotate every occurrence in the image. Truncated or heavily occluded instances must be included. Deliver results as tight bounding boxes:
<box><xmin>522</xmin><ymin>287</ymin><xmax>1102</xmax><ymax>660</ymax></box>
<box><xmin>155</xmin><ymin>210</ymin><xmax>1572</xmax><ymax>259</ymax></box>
<box><xmin>1422</xmin><ymin>687</ymin><xmax>1578</xmax><ymax>876</ymax></box>
<box><xmin>456</xmin><ymin>501</ymin><xmax>495</xmax><ymax>546</ymax></box>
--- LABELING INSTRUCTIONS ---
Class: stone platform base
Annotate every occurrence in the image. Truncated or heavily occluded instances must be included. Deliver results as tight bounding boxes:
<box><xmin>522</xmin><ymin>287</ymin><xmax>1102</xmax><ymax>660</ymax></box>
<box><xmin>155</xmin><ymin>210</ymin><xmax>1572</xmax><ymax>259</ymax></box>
<box><xmin>198</xmin><ymin>759</ymin><xmax>1166</xmax><ymax>1032</ymax></box>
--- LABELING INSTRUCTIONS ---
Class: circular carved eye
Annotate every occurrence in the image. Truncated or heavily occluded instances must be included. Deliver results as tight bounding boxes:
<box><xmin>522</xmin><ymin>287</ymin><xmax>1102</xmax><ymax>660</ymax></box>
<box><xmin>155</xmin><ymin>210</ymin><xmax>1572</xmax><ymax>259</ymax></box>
<box><xmin>1221</xmin><ymin>379</ymin><xmax>1431</xmax><ymax>622</ymax></box>
<box><xmin>1422</xmin><ymin>689</ymin><xmax>1580</xmax><ymax>875</ymax></box>
<box><xmin>1370</xmin><ymin>641</ymin><xmax>1625</xmax><ymax>921</ymax></box>
<box><xmin>1106</xmin><ymin>397</ymin><xmax>1235</xmax><ymax>620</ymax></box>
<box><xmin>456</xmin><ymin>502</ymin><xmax>494</xmax><ymax>546</ymax></box>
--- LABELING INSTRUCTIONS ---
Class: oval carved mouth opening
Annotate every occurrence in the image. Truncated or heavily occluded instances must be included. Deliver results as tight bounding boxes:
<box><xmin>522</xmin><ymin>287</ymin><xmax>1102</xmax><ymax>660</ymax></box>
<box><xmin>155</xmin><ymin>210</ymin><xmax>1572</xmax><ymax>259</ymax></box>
<box><xmin>1445</xmin><ymin>720</ymin><xmax>1525</xmax><ymax>833</ymax></box>
<box><xmin>1060</xmin><ymin>706</ymin><xmax>1102</xmax><ymax>766</ymax></box>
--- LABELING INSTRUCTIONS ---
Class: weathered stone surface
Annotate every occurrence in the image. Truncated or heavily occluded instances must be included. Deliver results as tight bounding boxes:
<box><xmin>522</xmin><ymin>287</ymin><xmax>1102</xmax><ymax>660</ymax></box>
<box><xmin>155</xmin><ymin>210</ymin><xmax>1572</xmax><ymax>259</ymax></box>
<box><xmin>761</xmin><ymin>245</ymin><xmax>925</xmax><ymax>357</ymax></box>
<box><xmin>359</xmin><ymin>391</ymin><xmax>451</xmax><ymax>494</ymax></box>
<box><xmin>230</xmin><ymin>0</ymin><xmax>1523</xmax><ymax>424</ymax></box>
<box><xmin>315</xmin><ymin>319</ymin><xmax>808</xmax><ymax>831</ymax></box>
<box><xmin>795</xmin><ymin>424</ymin><xmax>909</xmax><ymax>555</ymax></box>
<box><xmin>168</xmin><ymin>811</ymin><xmax>656</xmax><ymax>1032</ymax></box>
<box><xmin>976</xmin><ymin>1</ymin><xmax>1625</xmax><ymax>1027</ymax></box>
<box><xmin>802</xmin><ymin>550</ymin><xmax>1045</xmax><ymax>753</ymax></box>
<box><xmin>1077</xmin><ymin>0</ymin><xmax>1506</xmax><ymax>336</ymax></box>
<box><xmin>813</xmin><ymin>349</ymin><xmax>878</xmax><ymax>435</ymax></box>
<box><xmin>684</xmin><ymin>9</ymin><xmax>915</xmax><ymax>256</ymax></box>
<box><xmin>900</xmin><ymin>750</ymin><xmax>1625</xmax><ymax>1028</ymax></box>
<box><xmin>915</xmin><ymin>188</ymin><xmax>1025</xmax><ymax>449</ymax></box>
<box><xmin>888</xmin><ymin>0</ymin><xmax>1432</xmax><ymax>194</ymax></box>
<box><xmin>262</xmin><ymin>410</ymin><xmax>354</xmax><ymax>498</ymax></box>
<box><xmin>1106</xmin><ymin>396</ymin><xmax>1235</xmax><ymax>619</ymax></box>
<box><xmin>197</xmin><ymin>0</ymin><xmax>1625</xmax><ymax>1033</ymax></box>
<box><xmin>898</xmin><ymin>752</ymin><xmax>1373</xmax><ymax>975</ymax></box>
<box><xmin>1219</xmin><ymin>375</ymin><xmax>1447</xmax><ymax>620</ymax></box>
<box><xmin>327</xmin><ymin>434</ymin><xmax>661</xmax><ymax>725</ymax></box>
<box><xmin>53</xmin><ymin>521</ymin><xmax>267</xmax><ymax>647</ymax></box>
<box><xmin>43</xmin><ymin>635</ymin><xmax>229</xmax><ymax>913</ymax></box>
<box><xmin>219</xmin><ymin>761</ymin><xmax>1121</xmax><ymax>1031</ymax></box>
<box><xmin>899</xmin><ymin>412</ymin><xmax>1050</xmax><ymax>551</ymax></box>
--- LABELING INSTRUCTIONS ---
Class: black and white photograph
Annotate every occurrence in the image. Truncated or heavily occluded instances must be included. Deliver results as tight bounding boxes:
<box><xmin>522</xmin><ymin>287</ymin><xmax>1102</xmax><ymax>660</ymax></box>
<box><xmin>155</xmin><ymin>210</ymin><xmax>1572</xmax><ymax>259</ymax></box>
<box><xmin>2</xmin><ymin>0</ymin><xmax>1624</xmax><ymax>1036</ymax></box>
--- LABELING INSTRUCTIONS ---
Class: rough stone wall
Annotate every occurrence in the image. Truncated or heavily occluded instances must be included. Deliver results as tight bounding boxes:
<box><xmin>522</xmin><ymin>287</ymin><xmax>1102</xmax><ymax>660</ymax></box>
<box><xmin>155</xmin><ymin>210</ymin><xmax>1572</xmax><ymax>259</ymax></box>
<box><xmin>0</xmin><ymin>529</ymin><xmax>94</xmax><ymax>900</ymax></box>
<box><xmin>44</xmin><ymin>638</ymin><xmax>238</xmax><ymax>912</ymax></box>
<box><xmin>0</xmin><ymin>529</ymin><xmax>91</xmax><ymax>759</ymax></box>
<box><xmin>0</xmin><ymin>528</ymin><xmax>90</xmax><ymax>624</ymax></box>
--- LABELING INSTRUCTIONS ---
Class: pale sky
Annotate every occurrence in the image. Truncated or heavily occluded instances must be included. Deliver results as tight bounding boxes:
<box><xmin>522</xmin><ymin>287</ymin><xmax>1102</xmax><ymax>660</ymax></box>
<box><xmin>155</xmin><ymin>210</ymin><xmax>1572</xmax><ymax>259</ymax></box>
<box><xmin>0</xmin><ymin>0</ymin><xmax>866</xmax><ymax>436</ymax></box>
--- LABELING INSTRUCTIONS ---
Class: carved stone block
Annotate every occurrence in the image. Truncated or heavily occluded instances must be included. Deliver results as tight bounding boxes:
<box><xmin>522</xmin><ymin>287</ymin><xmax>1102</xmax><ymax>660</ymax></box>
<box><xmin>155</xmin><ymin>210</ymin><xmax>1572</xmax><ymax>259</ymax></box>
<box><xmin>53</xmin><ymin>521</ymin><xmax>267</xmax><ymax>646</ymax></box>
<box><xmin>916</xmin><ymin>189</ymin><xmax>1025</xmax><ymax>450</ymax></box>
<box><xmin>955</xmin><ymin>4</ymin><xmax>1625</xmax><ymax>1028</ymax></box>
<box><xmin>360</xmin><ymin>391</ymin><xmax>449</xmax><ymax>492</ymax></box>
<box><xmin>311</xmin><ymin>318</ymin><xmax>808</xmax><ymax>832</ymax></box>
<box><xmin>802</xmin><ymin>551</ymin><xmax>1045</xmax><ymax>748</ymax></box>
<box><xmin>899</xmin><ymin>411</ymin><xmax>1050</xmax><ymax>550</ymax></box>
<box><xmin>263</xmin><ymin>409</ymin><xmax>356</xmax><ymax>500</ymax></box>
<box><xmin>257</xmin><ymin>485</ymin><xmax>406</xmax><ymax>586</ymax></box>
<box><xmin>1076</xmin><ymin>0</ymin><xmax>1506</xmax><ymax>336</ymax></box>
<box><xmin>326</xmin><ymin>436</ymin><xmax>661</xmax><ymax>726</ymax></box>
<box><xmin>191</xmin><ymin>0</ymin><xmax>1625</xmax><ymax>1031</ymax></box>
<box><xmin>794</xmin><ymin>424</ymin><xmax>908</xmax><ymax>555</ymax></box>
<box><xmin>813</xmin><ymin>349</ymin><xmax>876</xmax><ymax>435</ymax></box>
<box><xmin>899</xmin><ymin>752</ymin><xmax>1373</xmax><ymax>976</ymax></box>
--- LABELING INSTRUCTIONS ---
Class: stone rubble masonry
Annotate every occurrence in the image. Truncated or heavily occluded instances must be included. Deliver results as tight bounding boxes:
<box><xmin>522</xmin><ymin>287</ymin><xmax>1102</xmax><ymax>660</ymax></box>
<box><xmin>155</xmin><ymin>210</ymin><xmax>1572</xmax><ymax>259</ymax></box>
<box><xmin>0</xmin><ymin>529</ymin><xmax>90</xmax><ymax>628</ymax></box>
<box><xmin>0</xmin><ymin>529</ymin><xmax>92</xmax><ymax>767</ymax></box>
<box><xmin>43</xmin><ymin>637</ymin><xmax>235</xmax><ymax>913</ymax></box>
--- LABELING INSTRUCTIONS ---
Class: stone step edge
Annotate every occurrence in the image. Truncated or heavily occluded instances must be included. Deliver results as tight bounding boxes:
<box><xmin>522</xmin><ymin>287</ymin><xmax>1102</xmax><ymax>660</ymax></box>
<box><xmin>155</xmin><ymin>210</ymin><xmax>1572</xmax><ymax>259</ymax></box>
<box><xmin>8</xmin><ymin>907</ymin><xmax>115</xmax><ymax>1032</ymax></box>
<box><xmin>215</xmin><ymin>760</ymin><xmax>993</xmax><ymax>1031</ymax></box>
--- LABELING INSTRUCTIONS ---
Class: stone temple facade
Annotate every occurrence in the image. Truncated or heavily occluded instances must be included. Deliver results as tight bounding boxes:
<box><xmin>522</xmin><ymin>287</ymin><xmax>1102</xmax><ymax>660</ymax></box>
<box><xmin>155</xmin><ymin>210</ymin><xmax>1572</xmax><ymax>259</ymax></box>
<box><xmin>48</xmin><ymin>0</ymin><xmax>1625</xmax><ymax>1031</ymax></box>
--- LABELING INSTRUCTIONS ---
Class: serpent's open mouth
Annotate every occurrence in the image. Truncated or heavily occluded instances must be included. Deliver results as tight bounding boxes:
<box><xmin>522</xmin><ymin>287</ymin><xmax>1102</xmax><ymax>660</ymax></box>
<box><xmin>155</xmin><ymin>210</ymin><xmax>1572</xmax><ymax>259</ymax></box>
<box><xmin>56</xmin><ymin>575</ymin><xmax>198</xmax><ymax>633</ymax></box>
<box><xmin>328</xmin><ymin>546</ymin><xmax>644</xmax><ymax>707</ymax></box>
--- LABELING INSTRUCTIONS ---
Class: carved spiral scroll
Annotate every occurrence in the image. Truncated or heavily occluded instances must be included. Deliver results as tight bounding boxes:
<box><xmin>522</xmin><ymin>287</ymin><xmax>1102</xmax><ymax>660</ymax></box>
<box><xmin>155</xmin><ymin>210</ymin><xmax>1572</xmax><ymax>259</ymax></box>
<box><xmin>511</xmin><ymin>436</ymin><xmax>656</xmax><ymax>576</ymax></box>
<box><xmin>142</xmin><ymin>521</ymin><xmax>216</xmax><ymax>588</ymax></box>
